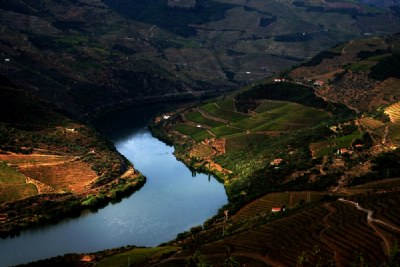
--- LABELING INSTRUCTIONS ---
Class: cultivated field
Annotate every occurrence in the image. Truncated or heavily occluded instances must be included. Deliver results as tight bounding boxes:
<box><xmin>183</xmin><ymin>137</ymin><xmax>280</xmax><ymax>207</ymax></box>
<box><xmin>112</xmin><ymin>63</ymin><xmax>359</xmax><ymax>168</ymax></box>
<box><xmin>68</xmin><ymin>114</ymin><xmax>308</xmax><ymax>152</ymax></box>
<box><xmin>232</xmin><ymin>191</ymin><xmax>328</xmax><ymax>223</ymax></box>
<box><xmin>0</xmin><ymin>153</ymin><xmax>98</xmax><ymax>198</ymax></box>
<box><xmin>155</xmin><ymin>192</ymin><xmax>399</xmax><ymax>266</ymax></box>
<box><xmin>385</xmin><ymin>101</ymin><xmax>400</xmax><ymax>124</ymax></box>
<box><xmin>310</xmin><ymin>130</ymin><xmax>362</xmax><ymax>157</ymax></box>
<box><xmin>0</xmin><ymin>162</ymin><xmax>38</xmax><ymax>203</ymax></box>
<box><xmin>176</xmin><ymin>99</ymin><xmax>330</xmax><ymax>141</ymax></box>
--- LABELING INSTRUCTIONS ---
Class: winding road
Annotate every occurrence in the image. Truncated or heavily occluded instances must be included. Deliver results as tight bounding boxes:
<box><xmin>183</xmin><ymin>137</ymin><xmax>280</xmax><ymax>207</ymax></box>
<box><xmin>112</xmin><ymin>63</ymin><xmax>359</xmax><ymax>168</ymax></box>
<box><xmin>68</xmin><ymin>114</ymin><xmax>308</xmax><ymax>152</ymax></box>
<box><xmin>338</xmin><ymin>198</ymin><xmax>400</xmax><ymax>253</ymax></box>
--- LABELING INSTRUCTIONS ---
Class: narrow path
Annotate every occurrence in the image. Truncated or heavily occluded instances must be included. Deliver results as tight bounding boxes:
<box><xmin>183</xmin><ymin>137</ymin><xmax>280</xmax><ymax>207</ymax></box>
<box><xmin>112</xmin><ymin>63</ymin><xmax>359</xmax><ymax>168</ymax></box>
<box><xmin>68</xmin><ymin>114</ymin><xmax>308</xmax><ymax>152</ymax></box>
<box><xmin>206</xmin><ymin>129</ymin><xmax>216</xmax><ymax>138</ymax></box>
<box><xmin>338</xmin><ymin>198</ymin><xmax>400</xmax><ymax>253</ymax></box>
<box><xmin>320</xmin><ymin>203</ymin><xmax>341</xmax><ymax>265</ymax></box>
<box><xmin>382</xmin><ymin>125</ymin><xmax>390</xmax><ymax>144</ymax></box>
<box><xmin>195</xmin><ymin>108</ymin><xmax>229</xmax><ymax>124</ymax></box>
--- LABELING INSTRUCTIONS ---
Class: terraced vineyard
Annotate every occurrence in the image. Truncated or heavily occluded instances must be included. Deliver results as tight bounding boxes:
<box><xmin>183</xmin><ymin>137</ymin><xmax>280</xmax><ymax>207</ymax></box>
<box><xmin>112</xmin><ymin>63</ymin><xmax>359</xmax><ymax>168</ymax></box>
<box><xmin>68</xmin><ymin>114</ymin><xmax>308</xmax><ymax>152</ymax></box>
<box><xmin>0</xmin><ymin>162</ymin><xmax>38</xmax><ymax>203</ymax></box>
<box><xmin>385</xmin><ymin>102</ymin><xmax>400</xmax><ymax>123</ymax></box>
<box><xmin>371</xmin><ymin>78</ymin><xmax>400</xmax><ymax>108</ymax></box>
<box><xmin>175</xmin><ymin>99</ymin><xmax>330</xmax><ymax>141</ymax></box>
<box><xmin>310</xmin><ymin>130</ymin><xmax>362</xmax><ymax>157</ymax></box>
<box><xmin>190</xmin><ymin>143</ymin><xmax>214</xmax><ymax>158</ymax></box>
<box><xmin>360</xmin><ymin>117</ymin><xmax>385</xmax><ymax>130</ymax></box>
<box><xmin>154</xmin><ymin>193</ymin><xmax>399</xmax><ymax>266</ymax></box>
<box><xmin>0</xmin><ymin>153</ymin><xmax>98</xmax><ymax>195</ymax></box>
<box><xmin>232</xmin><ymin>192</ymin><xmax>327</xmax><ymax>223</ymax></box>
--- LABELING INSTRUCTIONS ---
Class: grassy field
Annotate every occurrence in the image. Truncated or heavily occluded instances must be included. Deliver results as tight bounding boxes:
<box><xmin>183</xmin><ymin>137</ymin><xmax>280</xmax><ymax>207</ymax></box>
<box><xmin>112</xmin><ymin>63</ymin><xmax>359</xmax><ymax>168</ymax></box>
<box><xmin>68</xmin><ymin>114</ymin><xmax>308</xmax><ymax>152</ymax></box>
<box><xmin>185</xmin><ymin>112</ymin><xmax>224</xmax><ymax>127</ymax></box>
<box><xmin>0</xmin><ymin>162</ymin><xmax>26</xmax><ymax>184</ymax></box>
<box><xmin>216</xmin><ymin>99</ymin><xmax>235</xmax><ymax>111</ymax></box>
<box><xmin>200</xmin><ymin>103</ymin><xmax>249</xmax><ymax>122</ymax></box>
<box><xmin>310</xmin><ymin>130</ymin><xmax>362</xmax><ymax>157</ymax></box>
<box><xmin>254</xmin><ymin>100</ymin><xmax>290</xmax><ymax>113</ymax></box>
<box><xmin>178</xmin><ymin>100</ymin><xmax>330</xmax><ymax>141</ymax></box>
<box><xmin>175</xmin><ymin>124</ymin><xmax>212</xmax><ymax>142</ymax></box>
<box><xmin>0</xmin><ymin>162</ymin><xmax>38</xmax><ymax>203</ymax></box>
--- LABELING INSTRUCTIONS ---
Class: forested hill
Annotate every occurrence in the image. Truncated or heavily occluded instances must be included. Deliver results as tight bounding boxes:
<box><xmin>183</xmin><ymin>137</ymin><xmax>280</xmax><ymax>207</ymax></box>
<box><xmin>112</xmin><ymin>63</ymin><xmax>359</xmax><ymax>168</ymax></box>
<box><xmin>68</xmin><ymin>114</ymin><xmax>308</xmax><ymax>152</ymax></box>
<box><xmin>3</xmin><ymin>0</ymin><xmax>400</xmax><ymax>119</ymax></box>
<box><xmin>0</xmin><ymin>0</ymin><xmax>236</xmax><ymax>119</ymax></box>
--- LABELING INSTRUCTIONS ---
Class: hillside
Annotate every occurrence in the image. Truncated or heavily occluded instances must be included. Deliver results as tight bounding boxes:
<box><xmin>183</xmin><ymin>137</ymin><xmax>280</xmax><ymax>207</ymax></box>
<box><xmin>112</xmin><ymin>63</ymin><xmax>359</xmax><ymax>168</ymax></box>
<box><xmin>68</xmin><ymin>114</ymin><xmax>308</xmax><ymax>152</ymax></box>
<box><xmin>2</xmin><ymin>1</ymin><xmax>400</xmax><ymax>265</ymax></box>
<box><xmin>0</xmin><ymin>0</ymin><xmax>236</xmax><ymax>119</ymax></box>
<box><xmin>0</xmin><ymin>83</ymin><xmax>145</xmax><ymax>237</ymax></box>
<box><xmin>13</xmin><ymin>33</ymin><xmax>400</xmax><ymax>267</ymax></box>
<box><xmin>139</xmin><ymin>34</ymin><xmax>400</xmax><ymax>266</ymax></box>
<box><xmin>104</xmin><ymin>0</ymin><xmax>400</xmax><ymax>83</ymax></box>
<box><xmin>2</xmin><ymin>0</ymin><xmax>400</xmax><ymax>120</ymax></box>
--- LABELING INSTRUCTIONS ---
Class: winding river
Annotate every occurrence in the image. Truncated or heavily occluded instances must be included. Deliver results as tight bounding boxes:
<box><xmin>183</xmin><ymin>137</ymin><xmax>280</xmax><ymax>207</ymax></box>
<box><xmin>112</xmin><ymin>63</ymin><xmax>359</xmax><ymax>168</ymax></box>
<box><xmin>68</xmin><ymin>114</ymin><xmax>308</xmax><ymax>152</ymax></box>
<box><xmin>0</xmin><ymin>104</ymin><xmax>228</xmax><ymax>267</ymax></box>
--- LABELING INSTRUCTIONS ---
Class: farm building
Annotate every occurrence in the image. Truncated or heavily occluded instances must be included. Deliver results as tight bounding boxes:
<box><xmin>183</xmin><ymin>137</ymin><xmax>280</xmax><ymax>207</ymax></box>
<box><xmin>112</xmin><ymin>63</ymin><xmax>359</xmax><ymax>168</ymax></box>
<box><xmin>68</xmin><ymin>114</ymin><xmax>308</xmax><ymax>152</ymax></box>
<box><xmin>313</xmin><ymin>80</ymin><xmax>325</xmax><ymax>86</ymax></box>
<box><xmin>270</xmin><ymin>158</ymin><xmax>283</xmax><ymax>166</ymax></box>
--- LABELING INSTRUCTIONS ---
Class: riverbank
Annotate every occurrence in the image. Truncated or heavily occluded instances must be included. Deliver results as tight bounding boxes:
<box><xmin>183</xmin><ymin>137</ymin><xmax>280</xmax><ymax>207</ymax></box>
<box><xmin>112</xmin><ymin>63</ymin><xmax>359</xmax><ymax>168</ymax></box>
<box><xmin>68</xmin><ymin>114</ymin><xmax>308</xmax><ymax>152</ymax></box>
<box><xmin>0</xmin><ymin>118</ymin><xmax>146</xmax><ymax>238</ymax></box>
<box><xmin>149</xmin><ymin>109</ymin><xmax>232</xmax><ymax>185</ymax></box>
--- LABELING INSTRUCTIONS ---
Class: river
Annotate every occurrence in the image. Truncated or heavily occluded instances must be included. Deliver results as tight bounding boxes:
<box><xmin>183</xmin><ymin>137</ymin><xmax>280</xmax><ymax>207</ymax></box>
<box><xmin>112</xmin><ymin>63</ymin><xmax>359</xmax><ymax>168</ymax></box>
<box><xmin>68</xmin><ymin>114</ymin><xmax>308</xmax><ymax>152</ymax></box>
<box><xmin>0</xmin><ymin>104</ymin><xmax>228</xmax><ymax>267</ymax></box>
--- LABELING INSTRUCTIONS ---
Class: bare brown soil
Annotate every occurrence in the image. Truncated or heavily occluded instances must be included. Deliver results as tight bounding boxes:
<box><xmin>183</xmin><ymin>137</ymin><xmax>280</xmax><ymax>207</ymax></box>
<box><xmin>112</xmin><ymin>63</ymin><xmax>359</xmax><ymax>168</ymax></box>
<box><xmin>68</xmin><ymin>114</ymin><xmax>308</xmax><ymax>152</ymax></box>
<box><xmin>0</xmin><ymin>153</ymin><xmax>98</xmax><ymax>194</ymax></box>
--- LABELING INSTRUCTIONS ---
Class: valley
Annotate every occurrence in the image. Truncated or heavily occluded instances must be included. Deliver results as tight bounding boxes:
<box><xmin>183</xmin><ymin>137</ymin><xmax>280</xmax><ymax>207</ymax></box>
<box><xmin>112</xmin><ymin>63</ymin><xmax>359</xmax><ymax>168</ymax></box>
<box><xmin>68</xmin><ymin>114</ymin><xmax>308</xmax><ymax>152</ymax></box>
<box><xmin>11</xmin><ymin>33</ymin><xmax>400</xmax><ymax>267</ymax></box>
<box><xmin>1</xmin><ymin>0</ymin><xmax>400</xmax><ymax>266</ymax></box>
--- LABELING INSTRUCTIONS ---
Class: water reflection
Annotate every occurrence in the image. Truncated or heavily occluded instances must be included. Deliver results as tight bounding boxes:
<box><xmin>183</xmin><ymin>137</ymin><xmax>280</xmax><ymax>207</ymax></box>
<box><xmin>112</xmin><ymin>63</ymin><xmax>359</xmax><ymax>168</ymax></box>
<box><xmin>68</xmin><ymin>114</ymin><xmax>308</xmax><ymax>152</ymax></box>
<box><xmin>0</xmin><ymin>104</ymin><xmax>227</xmax><ymax>267</ymax></box>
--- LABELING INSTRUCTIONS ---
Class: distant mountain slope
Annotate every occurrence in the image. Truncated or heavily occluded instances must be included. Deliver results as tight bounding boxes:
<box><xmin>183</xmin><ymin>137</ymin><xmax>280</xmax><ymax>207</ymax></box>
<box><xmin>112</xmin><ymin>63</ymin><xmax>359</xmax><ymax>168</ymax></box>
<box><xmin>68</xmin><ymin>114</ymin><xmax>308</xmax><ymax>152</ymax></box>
<box><xmin>0</xmin><ymin>0</ymin><xmax>236</xmax><ymax>118</ymax></box>
<box><xmin>287</xmin><ymin>33</ymin><xmax>400</xmax><ymax>112</ymax></box>
<box><xmin>2</xmin><ymin>0</ymin><xmax>400</xmax><ymax>120</ymax></box>
<box><xmin>104</xmin><ymin>0</ymin><xmax>400</xmax><ymax>82</ymax></box>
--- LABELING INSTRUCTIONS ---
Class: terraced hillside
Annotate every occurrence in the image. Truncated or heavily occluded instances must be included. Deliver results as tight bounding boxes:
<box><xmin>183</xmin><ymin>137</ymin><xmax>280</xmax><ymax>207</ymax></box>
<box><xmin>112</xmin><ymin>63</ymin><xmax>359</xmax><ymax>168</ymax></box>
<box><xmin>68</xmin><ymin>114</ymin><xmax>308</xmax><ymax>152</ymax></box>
<box><xmin>175</xmin><ymin>98</ymin><xmax>330</xmax><ymax>141</ymax></box>
<box><xmin>0</xmin><ymin>87</ymin><xmax>144</xmax><ymax>237</ymax></box>
<box><xmin>385</xmin><ymin>102</ymin><xmax>400</xmax><ymax>124</ymax></box>
<box><xmin>288</xmin><ymin>35</ymin><xmax>400</xmax><ymax>113</ymax></box>
<box><xmin>144</xmin><ymin>189</ymin><xmax>399</xmax><ymax>267</ymax></box>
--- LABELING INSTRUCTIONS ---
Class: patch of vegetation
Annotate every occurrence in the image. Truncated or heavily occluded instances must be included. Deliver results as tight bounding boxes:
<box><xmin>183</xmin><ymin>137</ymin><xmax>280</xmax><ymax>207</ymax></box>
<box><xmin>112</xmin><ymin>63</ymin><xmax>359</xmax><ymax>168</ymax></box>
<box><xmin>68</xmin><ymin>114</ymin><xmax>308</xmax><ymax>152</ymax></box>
<box><xmin>300</xmin><ymin>51</ymin><xmax>340</xmax><ymax>67</ymax></box>
<box><xmin>210</xmin><ymin>125</ymin><xmax>244</xmax><ymax>138</ymax></box>
<box><xmin>259</xmin><ymin>17</ymin><xmax>277</xmax><ymax>27</ymax></box>
<box><xmin>175</xmin><ymin>124</ymin><xmax>205</xmax><ymax>136</ymax></box>
<box><xmin>235</xmin><ymin>82</ymin><xmax>354</xmax><ymax>120</ymax></box>
<box><xmin>275</xmin><ymin>33</ymin><xmax>312</xmax><ymax>42</ymax></box>
<box><xmin>0</xmin><ymin>162</ymin><xmax>26</xmax><ymax>183</ymax></box>
<box><xmin>349</xmin><ymin>149</ymin><xmax>400</xmax><ymax>186</ymax></box>
<box><xmin>344</xmin><ymin>62</ymin><xmax>374</xmax><ymax>71</ymax></box>
<box><xmin>185</xmin><ymin>112</ymin><xmax>224</xmax><ymax>127</ymax></box>
<box><xmin>103</xmin><ymin>0</ymin><xmax>238</xmax><ymax>37</ymax></box>
<box><xmin>200</xmin><ymin>103</ymin><xmax>249</xmax><ymax>122</ymax></box>
<box><xmin>369</xmin><ymin>53</ymin><xmax>400</xmax><ymax>80</ymax></box>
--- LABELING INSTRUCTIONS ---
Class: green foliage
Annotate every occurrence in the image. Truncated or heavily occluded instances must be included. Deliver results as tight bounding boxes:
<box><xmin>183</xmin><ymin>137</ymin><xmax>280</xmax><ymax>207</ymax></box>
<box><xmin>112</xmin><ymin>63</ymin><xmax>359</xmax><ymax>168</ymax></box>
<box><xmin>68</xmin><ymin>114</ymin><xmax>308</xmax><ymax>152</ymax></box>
<box><xmin>217</xmin><ymin>99</ymin><xmax>235</xmax><ymax>111</ymax></box>
<box><xmin>192</xmin><ymin>131</ymin><xmax>213</xmax><ymax>142</ymax></box>
<box><xmin>370</xmin><ymin>54</ymin><xmax>400</xmax><ymax>80</ymax></box>
<box><xmin>0</xmin><ymin>162</ymin><xmax>26</xmax><ymax>183</ymax></box>
<box><xmin>235</xmin><ymin>82</ymin><xmax>354</xmax><ymax>120</ymax></box>
<box><xmin>255</xmin><ymin>100</ymin><xmax>288</xmax><ymax>113</ymax></box>
<box><xmin>349</xmin><ymin>149</ymin><xmax>400</xmax><ymax>186</ymax></box>
<box><xmin>210</xmin><ymin>126</ymin><xmax>244</xmax><ymax>138</ymax></box>
<box><xmin>300</xmin><ymin>51</ymin><xmax>340</xmax><ymax>67</ymax></box>
<box><xmin>345</xmin><ymin>62</ymin><xmax>374</xmax><ymax>71</ymax></box>
<box><xmin>0</xmin><ymin>183</ymin><xmax>38</xmax><ymax>203</ymax></box>
<box><xmin>186</xmin><ymin>250</ymin><xmax>210</xmax><ymax>267</ymax></box>
<box><xmin>200</xmin><ymin>103</ymin><xmax>250</xmax><ymax>122</ymax></box>
<box><xmin>103</xmin><ymin>0</ymin><xmax>237</xmax><ymax>37</ymax></box>
<box><xmin>176</xmin><ymin>124</ymin><xmax>206</xmax><ymax>136</ymax></box>
<box><xmin>185</xmin><ymin>112</ymin><xmax>225</xmax><ymax>127</ymax></box>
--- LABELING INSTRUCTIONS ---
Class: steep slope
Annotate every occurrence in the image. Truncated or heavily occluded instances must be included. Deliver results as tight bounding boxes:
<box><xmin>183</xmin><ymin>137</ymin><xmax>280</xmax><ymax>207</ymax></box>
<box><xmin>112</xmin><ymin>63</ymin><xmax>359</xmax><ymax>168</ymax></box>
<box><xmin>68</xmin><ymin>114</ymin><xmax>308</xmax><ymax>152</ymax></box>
<box><xmin>0</xmin><ymin>81</ymin><xmax>145</xmax><ymax>237</ymax></box>
<box><xmin>104</xmin><ymin>0</ymin><xmax>400</xmax><ymax>82</ymax></box>
<box><xmin>0</xmin><ymin>0</ymin><xmax>236</xmax><ymax>118</ymax></box>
